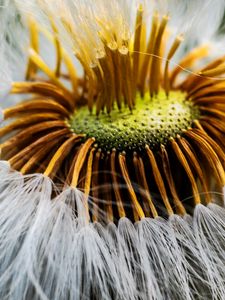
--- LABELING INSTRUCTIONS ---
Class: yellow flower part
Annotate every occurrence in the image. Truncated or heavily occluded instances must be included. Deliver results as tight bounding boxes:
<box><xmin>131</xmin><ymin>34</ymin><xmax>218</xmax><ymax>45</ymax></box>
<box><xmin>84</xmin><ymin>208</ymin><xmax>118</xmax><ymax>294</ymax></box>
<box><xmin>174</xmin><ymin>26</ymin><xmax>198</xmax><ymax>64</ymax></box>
<box><xmin>1</xmin><ymin>0</ymin><xmax>225</xmax><ymax>224</ymax></box>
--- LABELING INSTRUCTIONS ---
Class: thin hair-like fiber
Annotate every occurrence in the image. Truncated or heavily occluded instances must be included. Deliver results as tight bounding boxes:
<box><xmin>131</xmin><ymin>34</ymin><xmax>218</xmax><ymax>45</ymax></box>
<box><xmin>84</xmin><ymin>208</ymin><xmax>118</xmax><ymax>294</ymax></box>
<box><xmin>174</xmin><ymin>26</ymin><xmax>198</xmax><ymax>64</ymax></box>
<box><xmin>0</xmin><ymin>161</ymin><xmax>225</xmax><ymax>299</ymax></box>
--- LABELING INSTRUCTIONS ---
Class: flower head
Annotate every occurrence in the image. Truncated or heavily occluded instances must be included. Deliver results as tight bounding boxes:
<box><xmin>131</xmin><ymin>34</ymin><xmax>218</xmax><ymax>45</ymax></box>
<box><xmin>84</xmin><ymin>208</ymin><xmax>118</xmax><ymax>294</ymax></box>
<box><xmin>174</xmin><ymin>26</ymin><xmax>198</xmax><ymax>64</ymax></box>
<box><xmin>1</xmin><ymin>1</ymin><xmax>225</xmax><ymax>298</ymax></box>
<box><xmin>1</xmin><ymin>0</ymin><xmax>224</xmax><ymax>222</ymax></box>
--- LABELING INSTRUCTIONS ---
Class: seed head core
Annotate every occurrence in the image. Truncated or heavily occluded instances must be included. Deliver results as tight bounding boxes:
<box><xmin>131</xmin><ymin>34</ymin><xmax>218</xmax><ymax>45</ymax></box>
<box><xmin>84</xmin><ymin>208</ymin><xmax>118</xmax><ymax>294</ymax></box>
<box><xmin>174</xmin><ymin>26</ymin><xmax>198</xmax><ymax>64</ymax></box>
<box><xmin>69</xmin><ymin>91</ymin><xmax>199</xmax><ymax>152</ymax></box>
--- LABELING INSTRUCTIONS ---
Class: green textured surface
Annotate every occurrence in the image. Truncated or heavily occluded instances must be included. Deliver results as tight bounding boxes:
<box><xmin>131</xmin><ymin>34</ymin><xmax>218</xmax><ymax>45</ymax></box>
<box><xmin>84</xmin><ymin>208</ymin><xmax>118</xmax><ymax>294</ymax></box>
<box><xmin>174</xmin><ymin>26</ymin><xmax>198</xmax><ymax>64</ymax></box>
<box><xmin>69</xmin><ymin>91</ymin><xmax>200</xmax><ymax>152</ymax></box>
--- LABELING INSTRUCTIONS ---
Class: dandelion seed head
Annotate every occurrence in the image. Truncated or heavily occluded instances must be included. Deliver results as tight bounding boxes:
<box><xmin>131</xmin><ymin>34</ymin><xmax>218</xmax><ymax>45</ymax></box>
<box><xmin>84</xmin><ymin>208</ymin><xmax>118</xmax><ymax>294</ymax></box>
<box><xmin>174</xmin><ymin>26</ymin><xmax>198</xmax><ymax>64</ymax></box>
<box><xmin>0</xmin><ymin>2</ymin><xmax>225</xmax><ymax>299</ymax></box>
<box><xmin>0</xmin><ymin>0</ymin><xmax>224</xmax><ymax>223</ymax></box>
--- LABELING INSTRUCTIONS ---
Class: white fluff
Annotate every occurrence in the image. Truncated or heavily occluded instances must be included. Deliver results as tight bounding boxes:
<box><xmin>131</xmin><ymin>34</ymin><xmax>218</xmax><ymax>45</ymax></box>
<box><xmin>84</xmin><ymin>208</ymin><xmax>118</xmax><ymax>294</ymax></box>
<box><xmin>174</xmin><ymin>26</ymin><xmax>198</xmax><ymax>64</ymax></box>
<box><xmin>193</xmin><ymin>204</ymin><xmax>225</xmax><ymax>299</ymax></box>
<box><xmin>0</xmin><ymin>1</ymin><xmax>225</xmax><ymax>299</ymax></box>
<box><xmin>0</xmin><ymin>161</ymin><xmax>225</xmax><ymax>299</ymax></box>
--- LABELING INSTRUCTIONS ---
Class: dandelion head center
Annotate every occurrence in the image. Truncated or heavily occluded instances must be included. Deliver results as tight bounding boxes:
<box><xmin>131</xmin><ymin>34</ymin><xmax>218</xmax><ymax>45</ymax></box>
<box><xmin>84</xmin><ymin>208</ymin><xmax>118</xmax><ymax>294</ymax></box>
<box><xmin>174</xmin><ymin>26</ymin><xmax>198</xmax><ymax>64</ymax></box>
<box><xmin>69</xmin><ymin>91</ymin><xmax>199</xmax><ymax>152</ymax></box>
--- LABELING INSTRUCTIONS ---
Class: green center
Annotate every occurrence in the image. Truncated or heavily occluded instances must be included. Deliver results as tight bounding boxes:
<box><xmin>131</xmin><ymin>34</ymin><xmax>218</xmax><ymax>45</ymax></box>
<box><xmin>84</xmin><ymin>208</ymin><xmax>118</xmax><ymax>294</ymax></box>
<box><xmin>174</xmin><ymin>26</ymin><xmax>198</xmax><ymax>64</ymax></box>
<box><xmin>69</xmin><ymin>91</ymin><xmax>199</xmax><ymax>152</ymax></box>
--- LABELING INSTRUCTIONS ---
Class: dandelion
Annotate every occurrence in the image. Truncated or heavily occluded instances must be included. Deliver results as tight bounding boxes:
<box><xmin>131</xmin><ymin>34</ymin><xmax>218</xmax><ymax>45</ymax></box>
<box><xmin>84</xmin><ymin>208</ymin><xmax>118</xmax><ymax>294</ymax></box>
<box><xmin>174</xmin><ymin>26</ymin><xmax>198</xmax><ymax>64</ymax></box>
<box><xmin>0</xmin><ymin>0</ymin><xmax>225</xmax><ymax>299</ymax></box>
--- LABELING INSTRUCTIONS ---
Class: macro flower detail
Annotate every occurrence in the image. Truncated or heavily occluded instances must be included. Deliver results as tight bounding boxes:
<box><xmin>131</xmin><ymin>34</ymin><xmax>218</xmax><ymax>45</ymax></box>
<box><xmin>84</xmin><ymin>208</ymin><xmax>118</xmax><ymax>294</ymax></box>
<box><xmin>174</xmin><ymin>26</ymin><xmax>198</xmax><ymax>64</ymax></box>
<box><xmin>0</xmin><ymin>1</ymin><xmax>225</xmax><ymax>299</ymax></box>
<box><xmin>0</xmin><ymin>1</ymin><xmax>224</xmax><ymax>222</ymax></box>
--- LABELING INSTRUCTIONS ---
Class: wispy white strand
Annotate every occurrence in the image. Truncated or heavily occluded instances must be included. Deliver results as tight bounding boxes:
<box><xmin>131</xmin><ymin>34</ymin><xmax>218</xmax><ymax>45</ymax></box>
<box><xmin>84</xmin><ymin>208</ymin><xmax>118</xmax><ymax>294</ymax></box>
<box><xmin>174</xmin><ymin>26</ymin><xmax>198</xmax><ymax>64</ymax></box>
<box><xmin>193</xmin><ymin>204</ymin><xmax>225</xmax><ymax>299</ymax></box>
<box><xmin>117</xmin><ymin>218</ymin><xmax>151</xmax><ymax>300</ymax></box>
<box><xmin>137</xmin><ymin>217</ymin><xmax>191</xmax><ymax>299</ymax></box>
<box><xmin>0</xmin><ymin>162</ymin><xmax>225</xmax><ymax>299</ymax></box>
<box><xmin>169</xmin><ymin>214</ymin><xmax>212</xmax><ymax>299</ymax></box>
<box><xmin>0</xmin><ymin>172</ymin><xmax>52</xmax><ymax>299</ymax></box>
<box><xmin>103</xmin><ymin>221</ymin><xmax>139</xmax><ymax>299</ymax></box>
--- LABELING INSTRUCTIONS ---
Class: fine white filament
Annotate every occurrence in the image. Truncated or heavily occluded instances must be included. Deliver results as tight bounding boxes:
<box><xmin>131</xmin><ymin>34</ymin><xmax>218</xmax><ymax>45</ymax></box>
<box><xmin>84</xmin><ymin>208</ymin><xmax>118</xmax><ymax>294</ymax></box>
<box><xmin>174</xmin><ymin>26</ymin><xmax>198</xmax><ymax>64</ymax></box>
<box><xmin>0</xmin><ymin>161</ymin><xmax>225</xmax><ymax>299</ymax></box>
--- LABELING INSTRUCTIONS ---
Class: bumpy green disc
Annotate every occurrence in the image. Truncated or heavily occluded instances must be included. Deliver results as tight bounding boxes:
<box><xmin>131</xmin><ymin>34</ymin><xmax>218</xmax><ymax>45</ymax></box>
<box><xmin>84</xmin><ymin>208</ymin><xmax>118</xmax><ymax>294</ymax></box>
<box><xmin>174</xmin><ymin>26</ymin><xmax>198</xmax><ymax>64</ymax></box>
<box><xmin>69</xmin><ymin>91</ymin><xmax>199</xmax><ymax>152</ymax></box>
